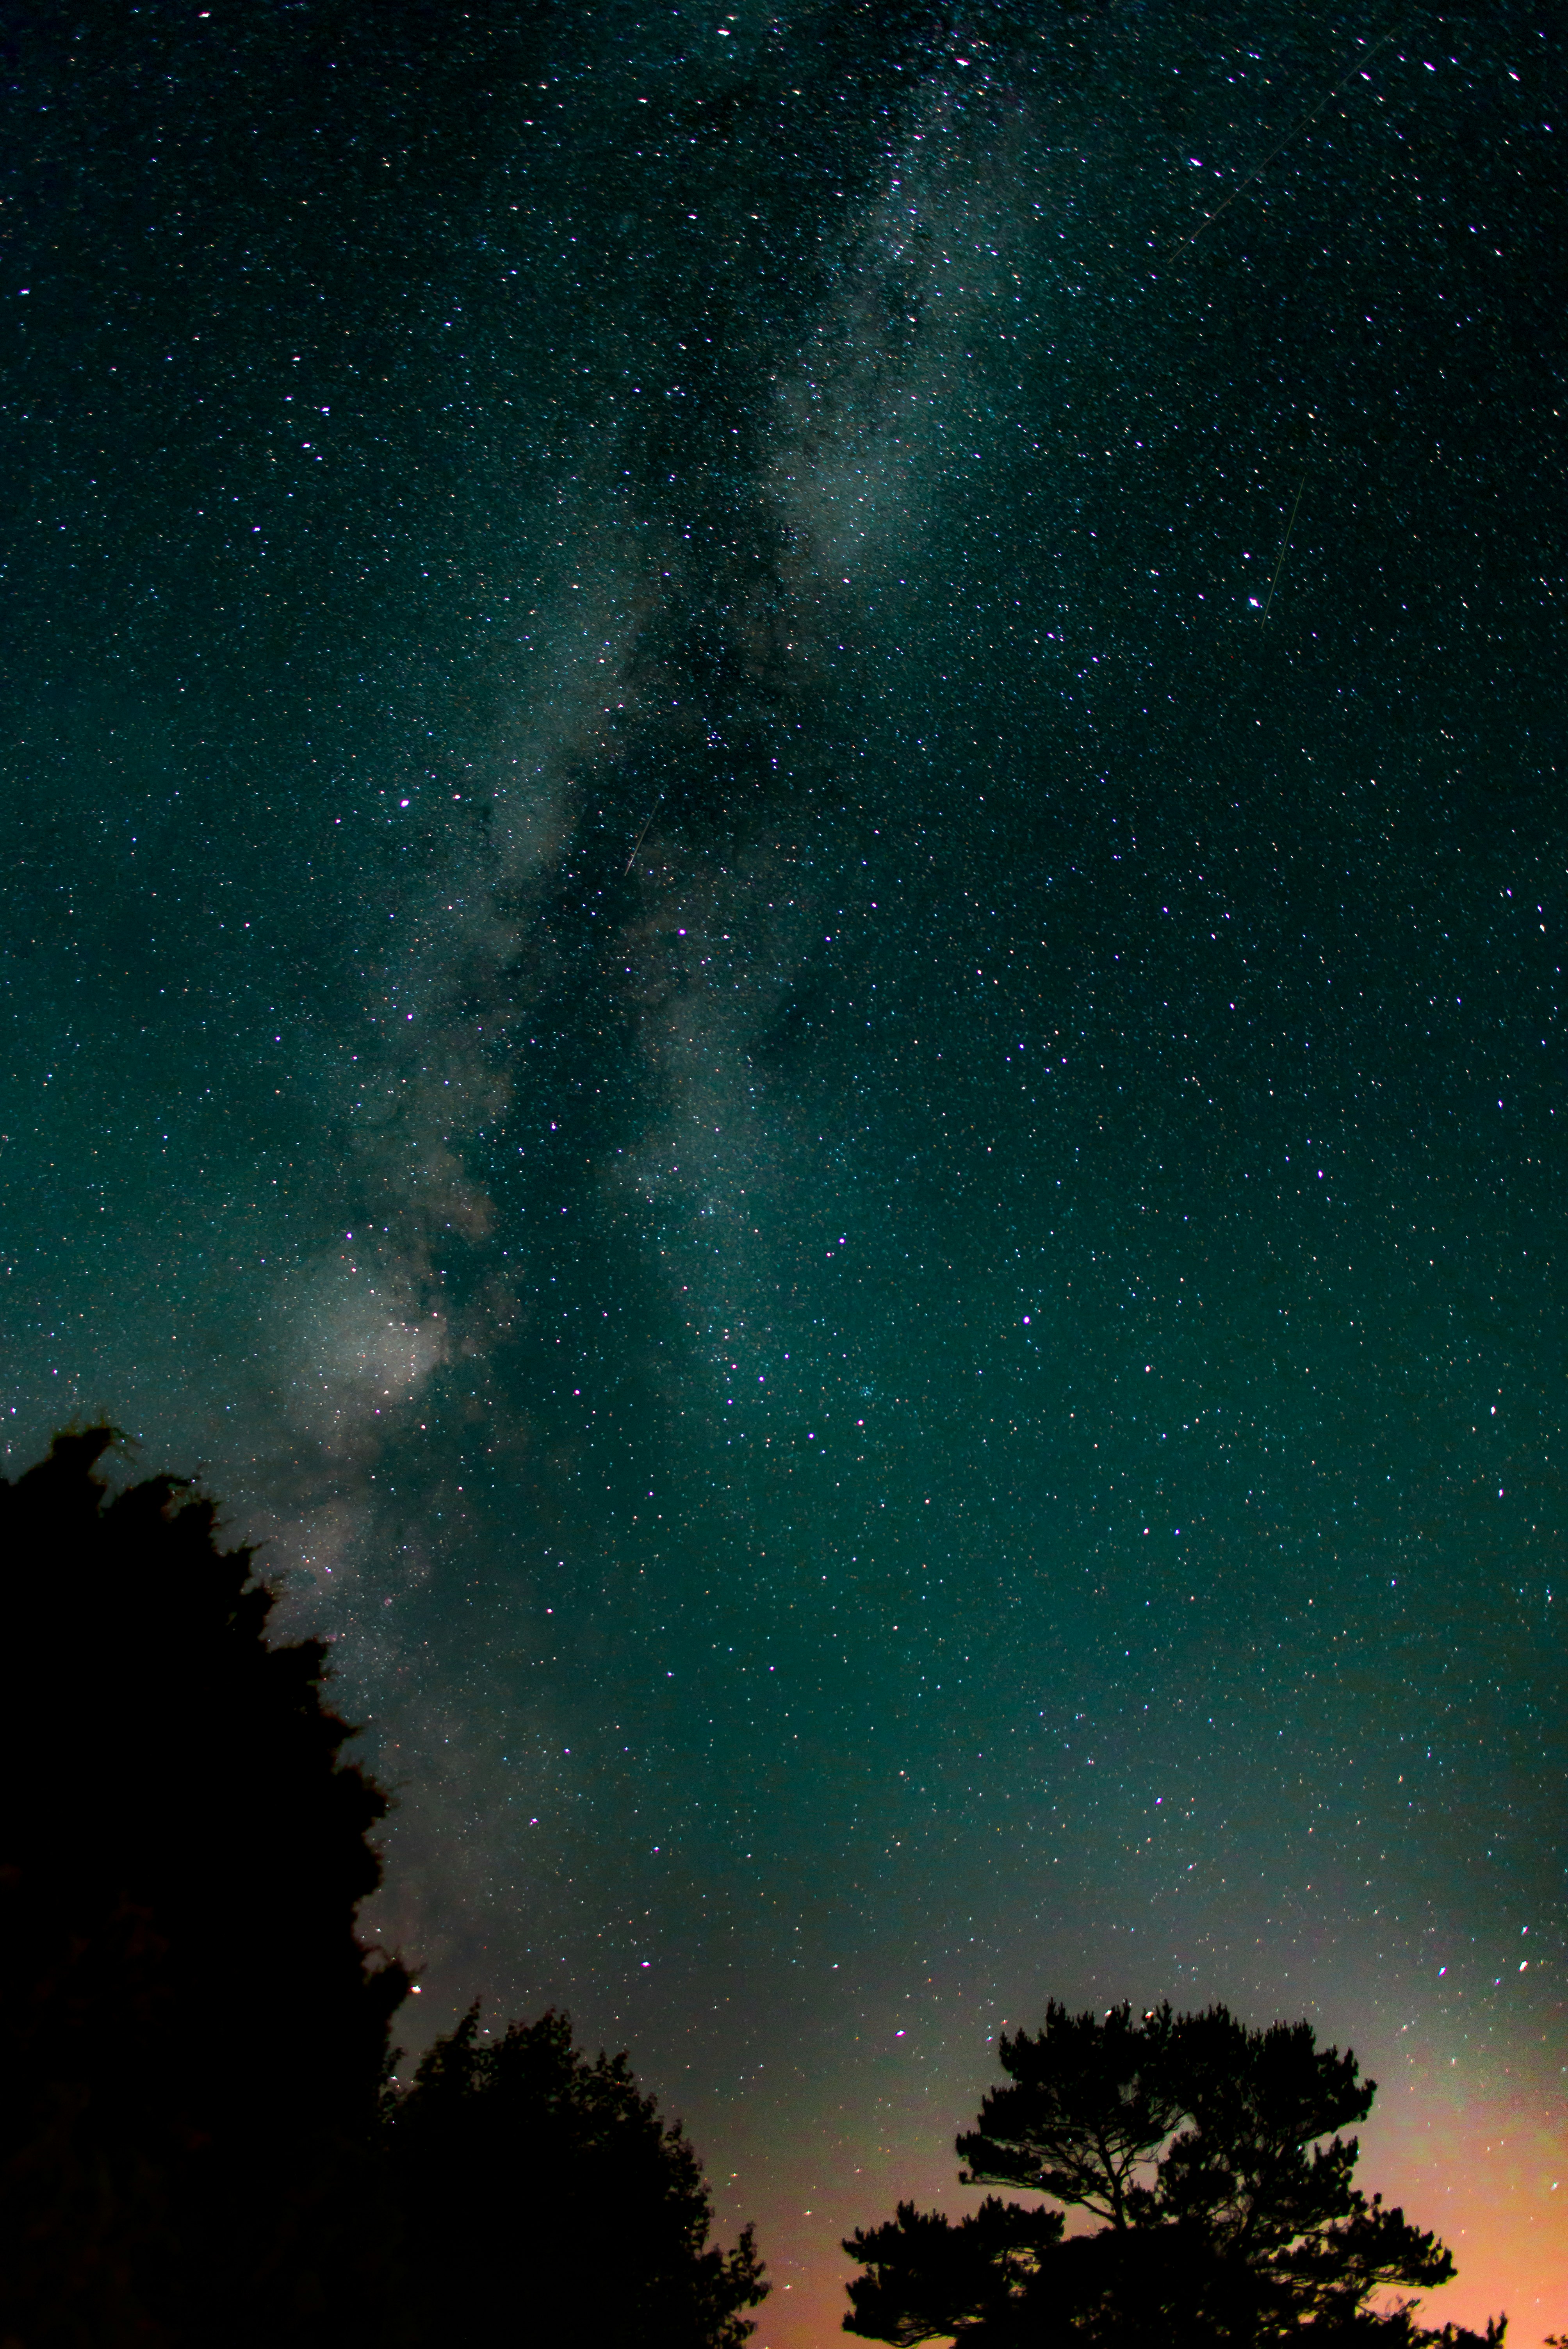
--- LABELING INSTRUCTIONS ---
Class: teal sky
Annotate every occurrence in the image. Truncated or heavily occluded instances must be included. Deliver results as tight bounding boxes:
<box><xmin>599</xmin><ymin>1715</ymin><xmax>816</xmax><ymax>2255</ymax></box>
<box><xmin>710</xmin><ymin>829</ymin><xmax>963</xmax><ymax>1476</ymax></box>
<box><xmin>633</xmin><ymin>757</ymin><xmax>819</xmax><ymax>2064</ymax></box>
<box><xmin>4</xmin><ymin>2</ymin><xmax>1564</xmax><ymax>2335</ymax></box>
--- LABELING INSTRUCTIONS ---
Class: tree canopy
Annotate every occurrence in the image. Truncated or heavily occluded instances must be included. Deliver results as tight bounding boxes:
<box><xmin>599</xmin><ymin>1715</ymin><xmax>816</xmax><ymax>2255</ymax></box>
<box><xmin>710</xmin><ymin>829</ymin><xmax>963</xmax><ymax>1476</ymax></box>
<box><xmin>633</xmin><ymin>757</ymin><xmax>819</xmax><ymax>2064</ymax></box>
<box><xmin>845</xmin><ymin>2000</ymin><xmax>1504</xmax><ymax>2347</ymax></box>
<box><xmin>385</xmin><ymin>2004</ymin><xmax>767</xmax><ymax>2349</ymax></box>
<box><xmin>0</xmin><ymin>1428</ymin><xmax>767</xmax><ymax>2348</ymax></box>
<box><xmin>0</xmin><ymin>1428</ymin><xmax>407</xmax><ymax>2347</ymax></box>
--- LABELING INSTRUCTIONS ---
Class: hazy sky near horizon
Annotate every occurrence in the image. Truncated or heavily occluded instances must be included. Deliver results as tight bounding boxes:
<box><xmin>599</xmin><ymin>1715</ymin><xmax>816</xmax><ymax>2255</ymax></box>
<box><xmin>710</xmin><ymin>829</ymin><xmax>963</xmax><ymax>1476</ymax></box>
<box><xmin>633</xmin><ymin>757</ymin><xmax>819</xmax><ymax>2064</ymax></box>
<box><xmin>4</xmin><ymin>0</ymin><xmax>1565</xmax><ymax>2336</ymax></box>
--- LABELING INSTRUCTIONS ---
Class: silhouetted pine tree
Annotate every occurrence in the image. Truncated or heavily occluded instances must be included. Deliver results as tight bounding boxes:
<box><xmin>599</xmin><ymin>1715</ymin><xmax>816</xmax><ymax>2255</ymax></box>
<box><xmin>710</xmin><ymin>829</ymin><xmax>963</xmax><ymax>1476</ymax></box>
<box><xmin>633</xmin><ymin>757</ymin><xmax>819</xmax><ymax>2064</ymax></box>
<box><xmin>845</xmin><ymin>2000</ymin><xmax>1504</xmax><ymax>2346</ymax></box>
<box><xmin>0</xmin><ymin>1430</ymin><xmax>408</xmax><ymax>2347</ymax></box>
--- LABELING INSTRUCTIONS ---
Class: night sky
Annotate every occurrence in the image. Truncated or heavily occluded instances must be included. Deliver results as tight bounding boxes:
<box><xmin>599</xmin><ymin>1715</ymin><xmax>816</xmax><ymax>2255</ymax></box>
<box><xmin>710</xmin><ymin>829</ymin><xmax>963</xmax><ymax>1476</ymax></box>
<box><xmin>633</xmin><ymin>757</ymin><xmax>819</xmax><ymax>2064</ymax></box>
<box><xmin>4</xmin><ymin>1</ymin><xmax>1565</xmax><ymax>2336</ymax></box>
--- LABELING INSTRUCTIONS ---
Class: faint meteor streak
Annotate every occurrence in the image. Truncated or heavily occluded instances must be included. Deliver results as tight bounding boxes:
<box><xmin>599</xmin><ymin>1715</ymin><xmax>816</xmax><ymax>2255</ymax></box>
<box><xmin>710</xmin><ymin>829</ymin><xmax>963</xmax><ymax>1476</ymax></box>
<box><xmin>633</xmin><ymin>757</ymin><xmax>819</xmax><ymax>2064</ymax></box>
<box><xmin>1260</xmin><ymin>472</ymin><xmax>1308</xmax><ymax>623</ymax></box>
<box><xmin>626</xmin><ymin>791</ymin><xmax>664</xmax><ymax>874</ymax></box>
<box><xmin>1171</xmin><ymin>15</ymin><xmax>1411</xmax><ymax>260</ymax></box>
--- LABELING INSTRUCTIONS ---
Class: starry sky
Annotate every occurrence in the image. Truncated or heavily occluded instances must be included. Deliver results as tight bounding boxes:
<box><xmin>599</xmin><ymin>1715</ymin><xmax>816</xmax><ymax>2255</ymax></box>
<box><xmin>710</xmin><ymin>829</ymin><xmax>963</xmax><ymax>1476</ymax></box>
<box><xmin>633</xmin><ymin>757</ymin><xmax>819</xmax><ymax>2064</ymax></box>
<box><xmin>4</xmin><ymin>0</ymin><xmax>1565</xmax><ymax>2337</ymax></box>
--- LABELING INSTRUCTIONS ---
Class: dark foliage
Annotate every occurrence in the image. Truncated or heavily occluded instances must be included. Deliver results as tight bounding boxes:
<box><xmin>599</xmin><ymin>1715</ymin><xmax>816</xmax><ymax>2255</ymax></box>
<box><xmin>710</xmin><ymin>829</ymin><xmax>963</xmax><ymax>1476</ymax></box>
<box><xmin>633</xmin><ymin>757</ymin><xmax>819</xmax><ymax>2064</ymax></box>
<box><xmin>0</xmin><ymin>1429</ymin><xmax>767</xmax><ymax>2349</ymax></box>
<box><xmin>0</xmin><ymin>1429</ymin><xmax>407</xmax><ymax>2347</ymax></box>
<box><xmin>842</xmin><ymin>2198</ymin><xmax>1067</xmax><ymax>2347</ymax></box>
<box><xmin>845</xmin><ymin>2001</ymin><xmax>1504</xmax><ymax>2347</ymax></box>
<box><xmin>383</xmin><ymin>2003</ymin><xmax>767</xmax><ymax>2349</ymax></box>
<box><xmin>958</xmin><ymin>1999</ymin><xmax>1186</xmax><ymax>2226</ymax></box>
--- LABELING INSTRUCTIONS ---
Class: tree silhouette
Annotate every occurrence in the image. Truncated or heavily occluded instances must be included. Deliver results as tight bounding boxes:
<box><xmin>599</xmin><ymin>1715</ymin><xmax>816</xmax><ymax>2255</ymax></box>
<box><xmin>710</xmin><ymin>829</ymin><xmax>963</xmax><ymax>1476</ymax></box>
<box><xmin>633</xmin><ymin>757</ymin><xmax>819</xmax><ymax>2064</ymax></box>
<box><xmin>383</xmin><ymin>2003</ymin><xmax>767</xmax><ymax>2348</ymax></box>
<box><xmin>0</xmin><ymin>1429</ymin><xmax>408</xmax><ymax>2347</ymax></box>
<box><xmin>845</xmin><ymin>2001</ymin><xmax>1504</xmax><ymax>2346</ymax></box>
<box><xmin>0</xmin><ymin>1429</ymin><xmax>769</xmax><ymax>2348</ymax></box>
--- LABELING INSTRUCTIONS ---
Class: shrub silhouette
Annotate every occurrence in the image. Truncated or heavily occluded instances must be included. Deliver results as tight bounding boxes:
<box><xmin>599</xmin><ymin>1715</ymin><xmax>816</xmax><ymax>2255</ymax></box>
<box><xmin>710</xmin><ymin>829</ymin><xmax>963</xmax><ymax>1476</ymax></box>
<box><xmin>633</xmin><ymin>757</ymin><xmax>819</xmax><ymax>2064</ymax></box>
<box><xmin>384</xmin><ymin>2002</ymin><xmax>768</xmax><ymax>2349</ymax></box>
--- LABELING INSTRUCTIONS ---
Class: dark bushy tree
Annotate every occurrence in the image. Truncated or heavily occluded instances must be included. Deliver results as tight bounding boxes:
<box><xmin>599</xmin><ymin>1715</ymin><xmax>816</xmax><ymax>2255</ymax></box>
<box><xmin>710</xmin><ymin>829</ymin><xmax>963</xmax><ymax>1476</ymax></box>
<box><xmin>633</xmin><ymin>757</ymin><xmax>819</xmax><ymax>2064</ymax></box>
<box><xmin>845</xmin><ymin>2001</ymin><xmax>1504</xmax><ymax>2347</ymax></box>
<box><xmin>384</xmin><ymin>2003</ymin><xmax>767</xmax><ymax>2348</ymax></box>
<box><xmin>0</xmin><ymin>1430</ymin><xmax>769</xmax><ymax>2348</ymax></box>
<box><xmin>0</xmin><ymin>1430</ymin><xmax>408</xmax><ymax>2347</ymax></box>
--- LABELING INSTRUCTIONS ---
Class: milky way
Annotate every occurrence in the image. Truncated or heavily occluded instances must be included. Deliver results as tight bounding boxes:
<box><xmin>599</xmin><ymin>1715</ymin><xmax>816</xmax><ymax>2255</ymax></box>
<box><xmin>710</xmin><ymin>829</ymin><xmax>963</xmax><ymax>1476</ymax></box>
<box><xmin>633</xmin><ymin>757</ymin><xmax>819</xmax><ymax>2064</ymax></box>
<box><xmin>4</xmin><ymin>3</ymin><xmax>1565</xmax><ymax>2336</ymax></box>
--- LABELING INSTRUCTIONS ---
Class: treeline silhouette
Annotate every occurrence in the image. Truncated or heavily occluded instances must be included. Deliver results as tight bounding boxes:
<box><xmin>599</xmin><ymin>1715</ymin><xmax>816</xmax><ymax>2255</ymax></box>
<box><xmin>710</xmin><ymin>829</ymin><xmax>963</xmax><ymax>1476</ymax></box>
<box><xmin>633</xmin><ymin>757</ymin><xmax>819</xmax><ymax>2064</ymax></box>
<box><xmin>0</xmin><ymin>1432</ymin><xmax>1529</xmax><ymax>2346</ymax></box>
<box><xmin>0</xmin><ymin>1432</ymin><xmax>765</xmax><ymax>2348</ymax></box>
